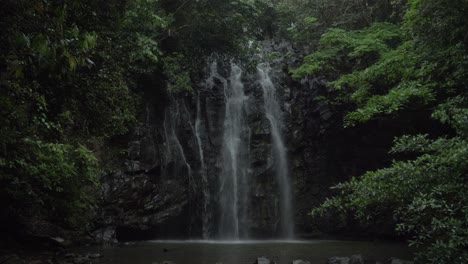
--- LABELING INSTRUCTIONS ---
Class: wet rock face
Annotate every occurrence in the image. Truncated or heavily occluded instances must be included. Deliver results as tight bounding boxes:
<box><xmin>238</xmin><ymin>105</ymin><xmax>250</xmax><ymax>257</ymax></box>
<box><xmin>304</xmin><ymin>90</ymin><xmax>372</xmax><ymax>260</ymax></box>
<box><xmin>95</xmin><ymin>39</ymin><xmax>385</xmax><ymax>240</ymax></box>
<box><xmin>292</xmin><ymin>261</ymin><xmax>311</xmax><ymax>264</ymax></box>
<box><xmin>93</xmin><ymin>43</ymin><xmax>324</xmax><ymax>240</ymax></box>
<box><xmin>94</xmin><ymin>122</ymin><xmax>192</xmax><ymax>242</ymax></box>
<box><xmin>255</xmin><ymin>257</ymin><xmax>275</xmax><ymax>264</ymax></box>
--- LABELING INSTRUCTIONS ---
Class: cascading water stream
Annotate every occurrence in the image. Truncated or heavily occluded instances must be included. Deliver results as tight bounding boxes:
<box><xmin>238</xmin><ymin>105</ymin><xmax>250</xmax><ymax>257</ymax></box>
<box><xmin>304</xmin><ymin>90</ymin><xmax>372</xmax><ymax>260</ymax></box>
<box><xmin>257</xmin><ymin>63</ymin><xmax>294</xmax><ymax>238</ymax></box>
<box><xmin>195</xmin><ymin>93</ymin><xmax>210</xmax><ymax>239</ymax></box>
<box><xmin>161</xmin><ymin>61</ymin><xmax>293</xmax><ymax>240</ymax></box>
<box><xmin>218</xmin><ymin>63</ymin><xmax>251</xmax><ymax>239</ymax></box>
<box><xmin>163</xmin><ymin>101</ymin><xmax>193</xmax><ymax>186</ymax></box>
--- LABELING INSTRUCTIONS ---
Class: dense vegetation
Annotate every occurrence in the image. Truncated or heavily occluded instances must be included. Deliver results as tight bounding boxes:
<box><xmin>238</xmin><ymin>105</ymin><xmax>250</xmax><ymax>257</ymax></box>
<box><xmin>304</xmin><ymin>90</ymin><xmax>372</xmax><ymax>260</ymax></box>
<box><xmin>285</xmin><ymin>0</ymin><xmax>467</xmax><ymax>263</ymax></box>
<box><xmin>1</xmin><ymin>0</ymin><xmax>466</xmax><ymax>263</ymax></box>
<box><xmin>0</xmin><ymin>0</ymin><xmax>262</xmax><ymax>238</ymax></box>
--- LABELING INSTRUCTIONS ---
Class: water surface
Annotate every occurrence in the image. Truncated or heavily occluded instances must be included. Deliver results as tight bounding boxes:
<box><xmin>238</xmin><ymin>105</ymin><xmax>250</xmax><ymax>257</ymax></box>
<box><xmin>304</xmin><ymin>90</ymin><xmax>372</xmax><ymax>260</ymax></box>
<box><xmin>87</xmin><ymin>240</ymin><xmax>412</xmax><ymax>264</ymax></box>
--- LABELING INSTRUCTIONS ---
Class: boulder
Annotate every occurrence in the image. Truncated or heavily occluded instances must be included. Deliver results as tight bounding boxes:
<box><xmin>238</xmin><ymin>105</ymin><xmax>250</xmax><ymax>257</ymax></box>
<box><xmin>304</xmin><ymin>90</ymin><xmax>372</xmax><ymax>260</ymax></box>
<box><xmin>350</xmin><ymin>254</ymin><xmax>363</xmax><ymax>264</ymax></box>
<box><xmin>256</xmin><ymin>257</ymin><xmax>274</xmax><ymax>264</ymax></box>
<box><xmin>390</xmin><ymin>259</ymin><xmax>414</xmax><ymax>264</ymax></box>
<box><xmin>128</xmin><ymin>141</ymin><xmax>140</xmax><ymax>160</ymax></box>
<box><xmin>292</xmin><ymin>260</ymin><xmax>311</xmax><ymax>264</ymax></box>
<box><xmin>87</xmin><ymin>253</ymin><xmax>102</xmax><ymax>259</ymax></box>
<box><xmin>125</xmin><ymin>160</ymin><xmax>141</xmax><ymax>173</ymax></box>
<box><xmin>328</xmin><ymin>257</ymin><xmax>350</xmax><ymax>264</ymax></box>
<box><xmin>92</xmin><ymin>226</ymin><xmax>117</xmax><ymax>244</ymax></box>
<box><xmin>0</xmin><ymin>255</ymin><xmax>25</xmax><ymax>264</ymax></box>
<box><xmin>64</xmin><ymin>253</ymin><xmax>77</xmax><ymax>259</ymax></box>
<box><xmin>72</xmin><ymin>256</ymin><xmax>89</xmax><ymax>264</ymax></box>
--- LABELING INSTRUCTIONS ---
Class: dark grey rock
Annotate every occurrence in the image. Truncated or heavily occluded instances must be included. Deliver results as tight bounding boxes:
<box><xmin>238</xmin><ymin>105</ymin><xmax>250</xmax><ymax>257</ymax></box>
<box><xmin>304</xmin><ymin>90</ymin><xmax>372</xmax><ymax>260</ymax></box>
<box><xmin>390</xmin><ymin>259</ymin><xmax>414</xmax><ymax>264</ymax></box>
<box><xmin>94</xmin><ymin>40</ymin><xmax>357</xmax><ymax>239</ymax></box>
<box><xmin>0</xmin><ymin>255</ymin><xmax>25</xmax><ymax>264</ymax></box>
<box><xmin>87</xmin><ymin>253</ymin><xmax>102</xmax><ymax>259</ymax></box>
<box><xmin>72</xmin><ymin>256</ymin><xmax>89</xmax><ymax>264</ymax></box>
<box><xmin>64</xmin><ymin>253</ymin><xmax>77</xmax><ymax>258</ymax></box>
<box><xmin>125</xmin><ymin>160</ymin><xmax>141</xmax><ymax>173</ymax></box>
<box><xmin>128</xmin><ymin>141</ymin><xmax>140</xmax><ymax>160</ymax></box>
<box><xmin>292</xmin><ymin>260</ymin><xmax>311</xmax><ymax>264</ymax></box>
<box><xmin>256</xmin><ymin>257</ymin><xmax>274</xmax><ymax>264</ymax></box>
<box><xmin>328</xmin><ymin>257</ymin><xmax>350</xmax><ymax>264</ymax></box>
<box><xmin>92</xmin><ymin>226</ymin><xmax>117</xmax><ymax>244</ymax></box>
<box><xmin>350</xmin><ymin>254</ymin><xmax>363</xmax><ymax>264</ymax></box>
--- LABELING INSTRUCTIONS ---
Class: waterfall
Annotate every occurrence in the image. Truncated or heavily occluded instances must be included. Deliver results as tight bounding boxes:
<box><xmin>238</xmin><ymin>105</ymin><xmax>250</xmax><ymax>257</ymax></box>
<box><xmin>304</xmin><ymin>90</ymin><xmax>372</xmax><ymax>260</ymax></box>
<box><xmin>159</xmin><ymin>61</ymin><xmax>294</xmax><ymax>240</ymax></box>
<box><xmin>195</xmin><ymin>93</ymin><xmax>210</xmax><ymax>239</ymax></box>
<box><xmin>163</xmin><ymin>101</ymin><xmax>193</xmax><ymax>186</ymax></box>
<box><xmin>257</xmin><ymin>63</ymin><xmax>294</xmax><ymax>238</ymax></box>
<box><xmin>218</xmin><ymin>63</ymin><xmax>251</xmax><ymax>239</ymax></box>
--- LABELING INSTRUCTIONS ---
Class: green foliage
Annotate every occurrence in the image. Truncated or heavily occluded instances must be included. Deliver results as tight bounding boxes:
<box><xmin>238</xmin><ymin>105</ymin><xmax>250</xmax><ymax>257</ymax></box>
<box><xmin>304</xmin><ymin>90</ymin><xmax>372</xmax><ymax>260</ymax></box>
<box><xmin>312</xmin><ymin>133</ymin><xmax>468</xmax><ymax>263</ymax></box>
<box><xmin>291</xmin><ymin>22</ymin><xmax>401</xmax><ymax>78</ymax></box>
<box><xmin>292</xmin><ymin>22</ymin><xmax>401</xmax><ymax>75</ymax></box>
<box><xmin>157</xmin><ymin>0</ymin><xmax>265</xmax><ymax>71</ymax></box>
<box><xmin>300</xmin><ymin>0</ymin><xmax>468</xmax><ymax>263</ymax></box>
<box><xmin>0</xmin><ymin>0</ymin><xmax>139</xmax><ymax>233</ymax></box>
<box><xmin>122</xmin><ymin>0</ymin><xmax>167</xmax><ymax>74</ymax></box>
<box><xmin>432</xmin><ymin>97</ymin><xmax>468</xmax><ymax>137</ymax></box>
<box><xmin>274</xmin><ymin>0</ymin><xmax>403</xmax><ymax>45</ymax></box>
<box><xmin>344</xmin><ymin>83</ymin><xmax>435</xmax><ymax>126</ymax></box>
<box><xmin>1</xmin><ymin>139</ymin><xmax>98</xmax><ymax>228</ymax></box>
<box><xmin>0</xmin><ymin>0</ymin><xmax>266</xmax><ymax>236</ymax></box>
<box><xmin>175</xmin><ymin>0</ymin><xmax>262</xmax><ymax>52</ymax></box>
<box><xmin>163</xmin><ymin>54</ymin><xmax>192</xmax><ymax>94</ymax></box>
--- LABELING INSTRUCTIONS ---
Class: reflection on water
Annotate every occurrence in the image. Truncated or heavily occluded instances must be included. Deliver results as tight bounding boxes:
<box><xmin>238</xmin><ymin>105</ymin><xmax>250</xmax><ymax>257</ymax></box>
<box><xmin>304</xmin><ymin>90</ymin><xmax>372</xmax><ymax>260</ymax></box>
<box><xmin>85</xmin><ymin>240</ymin><xmax>413</xmax><ymax>264</ymax></box>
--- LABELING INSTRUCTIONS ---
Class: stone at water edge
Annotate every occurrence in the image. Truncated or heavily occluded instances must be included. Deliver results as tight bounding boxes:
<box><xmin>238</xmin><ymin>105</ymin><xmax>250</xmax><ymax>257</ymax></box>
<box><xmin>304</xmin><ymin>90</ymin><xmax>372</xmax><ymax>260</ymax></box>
<box><xmin>255</xmin><ymin>256</ymin><xmax>275</xmax><ymax>264</ymax></box>
<box><xmin>327</xmin><ymin>256</ymin><xmax>350</xmax><ymax>264</ymax></box>
<box><xmin>292</xmin><ymin>260</ymin><xmax>311</xmax><ymax>264</ymax></box>
<box><xmin>64</xmin><ymin>253</ymin><xmax>77</xmax><ymax>258</ymax></box>
<box><xmin>72</xmin><ymin>256</ymin><xmax>90</xmax><ymax>264</ymax></box>
<box><xmin>328</xmin><ymin>255</ymin><xmax>363</xmax><ymax>264</ymax></box>
<box><xmin>390</xmin><ymin>259</ymin><xmax>414</xmax><ymax>264</ymax></box>
<box><xmin>0</xmin><ymin>255</ymin><xmax>25</xmax><ymax>264</ymax></box>
<box><xmin>87</xmin><ymin>253</ymin><xmax>102</xmax><ymax>259</ymax></box>
<box><xmin>350</xmin><ymin>254</ymin><xmax>363</xmax><ymax>264</ymax></box>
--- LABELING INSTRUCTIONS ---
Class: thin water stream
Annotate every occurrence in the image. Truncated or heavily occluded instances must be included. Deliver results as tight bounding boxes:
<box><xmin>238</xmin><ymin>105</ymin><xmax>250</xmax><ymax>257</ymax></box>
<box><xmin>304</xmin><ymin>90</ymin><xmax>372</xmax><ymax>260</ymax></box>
<box><xmin>195</xmin><ymin>93</ymin><xmax>210</xmax><ymax>239</ymax></box>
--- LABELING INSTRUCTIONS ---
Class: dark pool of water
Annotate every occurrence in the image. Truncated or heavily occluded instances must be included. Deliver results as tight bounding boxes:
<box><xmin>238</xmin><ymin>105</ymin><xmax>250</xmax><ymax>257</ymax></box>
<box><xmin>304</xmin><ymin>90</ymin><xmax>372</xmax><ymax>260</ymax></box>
<box><xmin>85</xmin><ymin>240</ymin><xmax>413</xmax><ymax>264</ymax></box>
